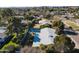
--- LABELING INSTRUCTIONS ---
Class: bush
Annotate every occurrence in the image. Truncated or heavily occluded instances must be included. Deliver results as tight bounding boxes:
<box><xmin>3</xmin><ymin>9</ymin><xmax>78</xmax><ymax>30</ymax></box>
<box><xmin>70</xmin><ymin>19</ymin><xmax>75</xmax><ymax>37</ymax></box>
<box><xmin>25</xmin><ymin>33</ymin><xmax>34</xmax><ymax>46</ymax></box>
<box><xmin>40</xmin><ymin>44</ymin><xmax>57</xmax><ymax>53</ymax></box>
<box><xmin>54</xmin><ymin>34</ymin><xmax>75</xmax><ymax>53</ymax></box>
<box><xmin>40</xmin><ymin>44</ymin><xmax>47</xmax><ymax>50</ymax></box>
<box><xmin>45</xmin><ymin>44</ymin><xmax>55</xmax><ymax>53</ymax></box>
<box><xmin>3</xmin><ymin>45</ymin><xmax>16</xmax><ymax>53</ymax></box>
<box><xmin>55</xmin><ymin>28</ymin><xmax>64</xmax><ymax>35</ymax></box>
<box><xmin>40</xmin><ymin>24</ymin><xmax>51</xmax><ymax>29</ymax></box>
<box><xmin>52</xmin><ymin>20</ymin><xmax>64</xmax><ymax>30</ymax></box>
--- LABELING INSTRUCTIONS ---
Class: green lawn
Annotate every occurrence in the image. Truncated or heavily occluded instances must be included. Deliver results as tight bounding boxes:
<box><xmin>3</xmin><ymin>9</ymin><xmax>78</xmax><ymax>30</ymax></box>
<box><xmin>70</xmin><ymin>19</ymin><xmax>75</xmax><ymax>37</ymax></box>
<box><xmin>0</xmin><ymin>41</ymin><xmax>19</xmax><ymax>51</ymax></box>
<box><xmin>0</xmin><ymin>33</ymin><xmax>20</xmax><ymax>52</ymax></box>
<box><xmin>64</xmin><ymin>20</ymin><xmax>79</xmax><ymax>30</ymax></box>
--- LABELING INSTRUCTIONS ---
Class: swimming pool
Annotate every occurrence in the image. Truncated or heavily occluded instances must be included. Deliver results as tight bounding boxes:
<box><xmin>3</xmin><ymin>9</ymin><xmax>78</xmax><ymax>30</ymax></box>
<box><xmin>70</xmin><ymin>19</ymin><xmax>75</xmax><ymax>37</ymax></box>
<box><xmin>34</xmin><ymin>33</ymin><xmax>40</xmax><ymax>42</ymax></box>
<box><xmin>29</xmin><ymin>28</ymin><xmax>40</xmax><ymax>32</ymax></box>
<box><xmin>29</xmin><ymin>28</ymin><xmax>40</xmax><ymax>42</ymax></box>
<box><xmin>29</xmin><ymin>28</ymin><xmax>40</xmax><ymax>47</ymax></box>
<box><xmin>33</xmin><ymin>33</ymin><xmax>40</xmax><ymax>47</ymax></box>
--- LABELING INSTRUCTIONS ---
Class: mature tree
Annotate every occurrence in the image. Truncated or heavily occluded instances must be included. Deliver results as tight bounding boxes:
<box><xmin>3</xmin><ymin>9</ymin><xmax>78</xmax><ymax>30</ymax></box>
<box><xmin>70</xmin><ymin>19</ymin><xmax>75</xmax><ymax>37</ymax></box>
<box><xmin>55</xmin><ymin>28</ymin><xmax>63</xmax><ymax>35</ymax></box>
<box><xmin>40</xmin><ymin>44</ymin><xmax>47</xmax><ymax>50</ymax></box>
<box><xmin>6</xmin><ymin>17</ymin><xmax>21</xmax><ymax>35</ymax></box>
<box><xmin>52</xmin><ymin>20</ymin><xmax>64</xmax><ymax>35</ymax></box>
<box><xmin>0</xmin><ymin>8</ymin><xmax>15</xmax><ymax>26</ymax></box>
<box><xmin>25</xmin><ymin>33</ymin><xmax>34</xmax><ymax>46</ymax></box>
<box><xmin>68</xmin><ymin>8</ymin><xmax>75</xmax><ymax>13</ymax></box>
<box><xmin>45</xmin><ymin>44</ymin><xmax>56</xmax><ymax>53</ymax></box>
<box><xmin>6</xmin><ymin>17</ymin><xmax>26</xmax><ymax>44</ymax></box>
<box><xmin>1</xmin><ymin>8</ymin><xmax>15</xmax><ymax>17</ymax></box>
<box><xmin>54</xmin><ymin>34</ymin><xmax>75</xmax><ymax>53</ymax></box>
<box><xmin>40</xmin><ymin>44</ymin><xmax>57</xmax><ymax>53</ymax></box>
<box><xmin>52</xmin><ymin>20</ymin><xmax>64</xmax><ymax>30</ymax></box>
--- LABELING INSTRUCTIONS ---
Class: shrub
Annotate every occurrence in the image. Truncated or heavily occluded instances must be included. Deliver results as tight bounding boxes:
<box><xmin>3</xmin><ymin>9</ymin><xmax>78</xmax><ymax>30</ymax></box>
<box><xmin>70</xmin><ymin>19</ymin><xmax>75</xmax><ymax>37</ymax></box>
<box><xmin>54</xmin><ymin>34</ymin><xmax>75</xmax><ymax>53</ymax></box>
<box><xmin>40</xmin><ymin>24</ymin><xmax>51</xmax><ymax>29</ymax></box>
<box><xmin>40</xmin><ymin>44</ymin><xmax>47</xmax><ymax>50</ymax></box>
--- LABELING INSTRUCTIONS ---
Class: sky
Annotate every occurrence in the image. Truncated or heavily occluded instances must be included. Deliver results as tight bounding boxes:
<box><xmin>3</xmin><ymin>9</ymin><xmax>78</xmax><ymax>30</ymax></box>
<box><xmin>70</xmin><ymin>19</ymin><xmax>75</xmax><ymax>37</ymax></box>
<box><xmin>0</xmin><ymin>0</ymin><xmax>79</xmax><ymax>7</ymax></box>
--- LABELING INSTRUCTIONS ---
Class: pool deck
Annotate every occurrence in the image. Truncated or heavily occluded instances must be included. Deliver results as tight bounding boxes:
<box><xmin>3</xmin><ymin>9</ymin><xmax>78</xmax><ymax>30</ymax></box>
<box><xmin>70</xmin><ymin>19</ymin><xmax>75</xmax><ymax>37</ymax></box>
<box><xmin>32</xmin><ymin>32</ymin><xmax>40</xmax><ymax>47</ymax></box>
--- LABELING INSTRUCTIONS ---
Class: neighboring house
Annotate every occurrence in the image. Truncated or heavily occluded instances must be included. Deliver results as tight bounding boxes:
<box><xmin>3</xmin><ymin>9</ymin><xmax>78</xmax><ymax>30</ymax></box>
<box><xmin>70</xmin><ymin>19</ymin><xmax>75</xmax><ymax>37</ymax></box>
<box><xmin>0</xmin><ymin>27</ymin><xmax>6</xmax><ymax>39</ymax></box>
<box><xmin>32</xmin><ymin>28</ymin><xmax>57</xmax><ymax>47</ymax></box>
<box><xmin>14</xmin><ymin>16</ymin><xmax>24</xmax><ymax>20</ymax></box>
<box><xmin>64</xmin><ymin>13</ymin><xmax>74</xmax><ymax>19</ymax></box>
<box><xmin>21</xmin><ymin>20</ymin><xmax>28</xmax><ymax>25</ymax></box>
<box><xmin>39</xmin><ymin>19</ymin><xmax>51</xmax><ymax>25</ymax></box>
<box><xmin>75</xmin><ymin>19</ymin><xmax>79</xmax><ymax>25</ymax></box>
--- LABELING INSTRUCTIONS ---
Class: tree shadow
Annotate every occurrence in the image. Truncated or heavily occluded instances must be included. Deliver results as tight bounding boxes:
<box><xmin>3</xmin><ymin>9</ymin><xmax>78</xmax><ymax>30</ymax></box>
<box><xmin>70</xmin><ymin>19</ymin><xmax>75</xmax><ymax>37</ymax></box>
<box><xmin>71</xmin><ymin>48</ymin><xmax>79</xmax><ymax>53</ymax></box>
<box><xmin>64</xmin><ymin>30</ymin><xmax>78</xmax><ymax>35</ymax></box>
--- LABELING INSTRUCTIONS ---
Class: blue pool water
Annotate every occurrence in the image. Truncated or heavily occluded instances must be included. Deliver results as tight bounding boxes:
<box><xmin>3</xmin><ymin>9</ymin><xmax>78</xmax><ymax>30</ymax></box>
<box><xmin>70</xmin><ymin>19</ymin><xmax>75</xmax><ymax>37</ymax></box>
<box><xmin>29</xmin><ymin>28</ymin><xmax>40</xmax><ymax>42</ymax></box>
<box><xmin>29</xmin><ymin>28</ymin><xmax>40</xmax><ymax>32</ymax></box>
<box><xmin>34</xmin><ymin>33</ymin><xmax>40</xmax><ymax>42</ymax></box>
<box><xmin>21</xmin><ymin>28</ymin><xmax>40</xmax><ymax>45</ymax></box>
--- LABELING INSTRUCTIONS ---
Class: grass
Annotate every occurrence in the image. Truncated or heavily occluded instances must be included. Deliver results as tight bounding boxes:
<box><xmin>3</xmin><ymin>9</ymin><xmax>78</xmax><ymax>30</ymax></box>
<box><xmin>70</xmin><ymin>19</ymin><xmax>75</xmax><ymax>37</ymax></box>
<box><xmin>0</xmin><ymin>41</ymin><xmax>19</xmax><ymax>51</ymax></box>
<box><xmin>0</xmin><ymin>34</ymin><xmax>20</xmax><ymax>52</ymax></box>
<box><xmin>64</xmin><ymin>20</ymin><xmax>79</xmax><ymax>30</ymax></box>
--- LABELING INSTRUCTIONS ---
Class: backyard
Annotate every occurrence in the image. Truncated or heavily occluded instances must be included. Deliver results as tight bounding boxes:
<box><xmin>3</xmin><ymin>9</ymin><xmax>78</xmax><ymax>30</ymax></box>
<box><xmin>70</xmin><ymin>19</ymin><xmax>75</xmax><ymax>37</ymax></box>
<box><xmin>63</xmin><ymin>20</ymin><xmax>79</xmax><ymax>30</ymax></box>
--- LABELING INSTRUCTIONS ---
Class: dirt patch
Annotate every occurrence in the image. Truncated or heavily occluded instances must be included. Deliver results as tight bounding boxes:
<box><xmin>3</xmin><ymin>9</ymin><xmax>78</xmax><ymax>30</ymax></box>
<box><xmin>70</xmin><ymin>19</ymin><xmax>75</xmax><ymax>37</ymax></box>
<box><xmin>20</xmin><ymin>46</ymin><xmax>45</xmax><ymax>53</ymax></box>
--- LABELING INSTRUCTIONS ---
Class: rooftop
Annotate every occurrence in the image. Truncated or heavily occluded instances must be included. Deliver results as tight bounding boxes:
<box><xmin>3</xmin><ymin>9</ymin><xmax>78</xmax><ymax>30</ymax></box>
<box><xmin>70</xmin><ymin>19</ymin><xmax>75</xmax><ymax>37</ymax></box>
<box><xmin>32</xmin><ymin>28</ymin><xmax>56</xmax><ymax>47</ymax></box>
<box><xmin>39</xmin><ymin>28</ymin><xmax>56</xmax><ymax>45</ymax></box>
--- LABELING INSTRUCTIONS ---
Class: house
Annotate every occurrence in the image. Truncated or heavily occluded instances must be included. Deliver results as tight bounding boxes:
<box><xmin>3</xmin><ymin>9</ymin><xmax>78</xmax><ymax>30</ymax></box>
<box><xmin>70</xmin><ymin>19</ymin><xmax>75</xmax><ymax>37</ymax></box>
<box><xmin>32</xmin><ymin>28</ymin><xmax>57</xmax><ymax>47</ymax></box>
<box><xmin>39</xmin><ymin>28</ymin><xmax>56</xmax><ymax>45</ymax></box>
<box><xmin>64</xmin><ymin>13</ymin><xmax>74</xmax><ymax>19</ymax></box>
<box><xmin>0</xmin><ymin>27</ymin><xmax>6</xmax><ymax>39</ymax></box>
<box><xmin>39</xmin><ymin>19</ymin><xmax>51</xmax><ymax>25</ymax></box>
